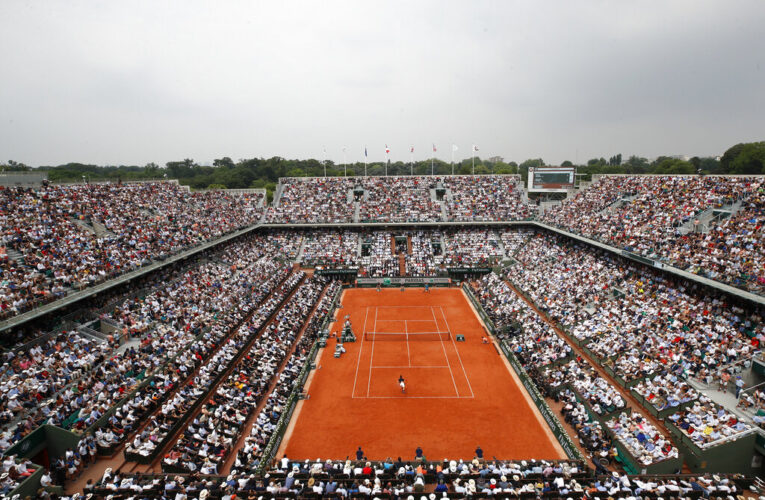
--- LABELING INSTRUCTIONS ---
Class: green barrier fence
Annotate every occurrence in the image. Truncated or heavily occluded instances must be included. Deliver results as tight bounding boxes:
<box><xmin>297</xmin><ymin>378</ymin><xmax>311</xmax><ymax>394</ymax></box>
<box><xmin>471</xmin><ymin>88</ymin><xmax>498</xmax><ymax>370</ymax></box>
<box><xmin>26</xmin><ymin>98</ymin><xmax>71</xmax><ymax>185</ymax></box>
<box><xmin>497</xmin><ymin>341</ymin><xmax>583</xmax><ymax>461</ymax></box>
<box><xmin>461</xmin><ymin>284</ymin><xmax>495</xmax><ymax>334</ymax></box>
<box><xmin>629</xmin><ymin>388</ymin><xmax>696</xmax><ymax>420</ymax></box>
<box><xmin>7</xmin><ymin>463</ymin><xmax>44</xmax><ymax>499</ymax></box>
<box><xmin>255</xmin><ymin>288</ymin><xmax>343</xmax><ymax>473</ymax></box>
<box><xmin>664</xmin><ymin>419</ymin><xmax>758</xmax><ymax>474</ymax></box>
<box><xmin>463</xmin><ymin>282</ymin><xmax>583</xmax><ymax>460</ymax></box>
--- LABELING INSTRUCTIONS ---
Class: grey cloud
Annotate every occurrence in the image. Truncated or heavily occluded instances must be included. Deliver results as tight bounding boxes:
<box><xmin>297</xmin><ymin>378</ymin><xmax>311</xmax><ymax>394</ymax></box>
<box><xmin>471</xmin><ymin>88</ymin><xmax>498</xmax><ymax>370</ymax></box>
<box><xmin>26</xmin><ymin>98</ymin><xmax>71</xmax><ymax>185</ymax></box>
<box><xmin>0</xmin><ymin>0</ymin><xmax>763</xmax><ymax>167</ymax></box>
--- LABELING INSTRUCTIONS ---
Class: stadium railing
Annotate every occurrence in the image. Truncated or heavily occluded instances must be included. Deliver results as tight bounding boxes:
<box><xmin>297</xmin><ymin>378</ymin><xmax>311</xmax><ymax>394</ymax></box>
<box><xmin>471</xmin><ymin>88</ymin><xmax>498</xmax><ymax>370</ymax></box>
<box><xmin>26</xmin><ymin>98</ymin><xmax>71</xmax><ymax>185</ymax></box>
<box><xmin>255</xmin><ymin>286</ymin><xmax>344</xmax><ymax>474</ymax></box>
<box><xmin>497</xmin><ymin>341</ymin><xmax>584</xmax><ymax>462</ymax></box>
<box><xmin>664</xmin><ymin>416</ymin><xmax>758</xmax><ymax>474</ymax></box>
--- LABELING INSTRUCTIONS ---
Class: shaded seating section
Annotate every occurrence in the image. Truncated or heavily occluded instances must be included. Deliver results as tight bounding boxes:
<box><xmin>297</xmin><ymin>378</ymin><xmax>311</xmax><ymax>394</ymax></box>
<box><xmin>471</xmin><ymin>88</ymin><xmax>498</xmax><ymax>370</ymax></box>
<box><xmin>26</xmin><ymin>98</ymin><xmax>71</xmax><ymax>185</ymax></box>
<box><xmin>541</xmin><ymin>175</ymin><xmax>763</xmax><ymax>294</ymax></box>
<box><xmin>0</xmin><ymin>182</ymin><xmax>264</xmax><ymax>320</ymax></box>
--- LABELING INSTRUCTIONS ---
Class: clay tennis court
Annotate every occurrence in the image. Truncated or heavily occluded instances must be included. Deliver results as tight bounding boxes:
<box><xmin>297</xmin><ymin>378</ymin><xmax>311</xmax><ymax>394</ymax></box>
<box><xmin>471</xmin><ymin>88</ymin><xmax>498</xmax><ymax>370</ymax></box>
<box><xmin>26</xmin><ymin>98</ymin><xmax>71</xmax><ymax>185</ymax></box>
<box><xmin>279</xmin><ymin>287</ymin><xmax>565</xmax><ymax>461</ymax></box>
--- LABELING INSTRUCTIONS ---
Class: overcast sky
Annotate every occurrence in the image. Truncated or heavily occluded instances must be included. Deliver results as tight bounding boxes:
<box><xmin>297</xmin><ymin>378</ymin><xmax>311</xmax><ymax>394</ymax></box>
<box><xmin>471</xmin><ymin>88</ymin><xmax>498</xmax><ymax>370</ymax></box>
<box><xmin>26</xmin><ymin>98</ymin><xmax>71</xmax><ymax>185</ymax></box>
<box><xmin>1</xmin><ymin>1</ymin><xmax>763</xmax><ymax>167</ymax></box>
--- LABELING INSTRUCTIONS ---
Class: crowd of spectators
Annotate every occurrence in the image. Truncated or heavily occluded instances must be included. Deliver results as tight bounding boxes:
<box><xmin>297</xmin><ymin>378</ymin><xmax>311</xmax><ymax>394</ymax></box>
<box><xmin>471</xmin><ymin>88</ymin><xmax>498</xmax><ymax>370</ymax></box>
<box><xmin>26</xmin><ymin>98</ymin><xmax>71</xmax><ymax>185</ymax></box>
<box><xmin>0</xmin><ymin>182</ymin><xmax>264</xmax><ymax>320</ymax></box>
<box><xmin>0</xmin><ymin>454</ymin><xmax>36</xmax><ymax>496</ymax></box>
<box><xmin>443</xmin><ymin>230</ymin><xmax>503</xmax><ymax>267</ymax></box>
<box><xmin>301</xmin><ymin>231</ymin><xmax>359</xmax><ymax>269</ymax></box>
<box><xmin>631</xmin><ymin>373</ymin><xmax>699</xmax><ymax>414</ymax></box>
<box><xmin>507</xmin><ymin>231</ymin><xmax>764</xmax><ymax>384</ymax></box>
<box><xmin>265</xmin><ymin>175</ymin><xmax>536</xmax><ymax>225</ymax></box>
<box><xmin>162</xmin><ymin>276</ymin><xmax>330</xmax><ymax>474</ymax></box>
<box><xmin>407</xmin><ymin>231</ymin><xmax>443</xmax><ymax>276</ymax></box>
<box><xmin>662</xmin><ymin>184</ymin><xmax>764</xmax><ymax>293</ymax></box>
<box><xmin>90</xmin><ymin>460</ymin><xmax>750</xmax><ymax>499</ymax></box>
<box><xmin>474</xmin><ymin>273</ymin><xmax>571</xmax><ymax>368</ymax></box>
<box><xmin>541</xmin><ymin>175</ymin><xmax>764</xmax><ymax>294</ymax></box>
<box><xmin>0</xmin><ymin>233</ymin><xmax>292</xmax><ymax>461</ymax></box>
<box><xmin>541</xmin><ymin>359</ymin><xmax>627</xmax><ymax>419</ymax></box>
<box><xmin>667</xmin><ymin>396</ymin><xmax>754</xmax><ymax>448</ymax></box>
<box><xmin>473</xmin><ymin>268</ymin><xmax>679</xmax><ymax>468</ymax></box>
<box><xmin>559</xmin><ymin>390</ymin><xmax>612</xmax><ymax>460</ymax></box>
<box><xmin>498</xmin><ymin>228</ymin><xmax>535</xmax><ymax>257</ymax></box>
<box><xmin>233</xmin><ymin>277</ymin><xmax>334</xmax><ymax>471</ymax></box>
<box><xmin>122</xmin><ymin>270</ymin><xmax>306</xmax><ymax>461</ymax></box>
<box><xmin>0</xmin><ymin>332</ymin><xmax>111</xmax><ymax>451</ymax></box>
<box><xmin>605</xmin><ymin>411</ymin><xmax>679</xmax><ymax>466</ymax></box>
<box><xmin>266</xmin><ymin>178</ymin><xmax>354</xmax><ymax>223</ymax></box>
<box><xmin>359</xmin><ymin>177</ymin><xmax>442</xmax><ymax>223</ymax></box>
<box><xmin>360</xmin><ymin>232</ymin><xmax>399</xmax><ymax>277</ymax></box>
<box><xmin>443</xmin><ymin>175</ymin><xmax>533</xmax><ymax>221</ymax></box>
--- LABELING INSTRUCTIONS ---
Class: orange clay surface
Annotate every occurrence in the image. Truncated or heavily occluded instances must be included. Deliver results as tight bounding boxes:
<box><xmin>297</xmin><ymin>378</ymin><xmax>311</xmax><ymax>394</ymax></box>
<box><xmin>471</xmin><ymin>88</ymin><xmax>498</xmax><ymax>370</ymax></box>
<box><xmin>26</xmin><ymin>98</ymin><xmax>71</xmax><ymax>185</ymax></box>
<box><xmin>280</xmin><ymin>287</ymin><xmax>565</xmax><ymax>461</ymax></box>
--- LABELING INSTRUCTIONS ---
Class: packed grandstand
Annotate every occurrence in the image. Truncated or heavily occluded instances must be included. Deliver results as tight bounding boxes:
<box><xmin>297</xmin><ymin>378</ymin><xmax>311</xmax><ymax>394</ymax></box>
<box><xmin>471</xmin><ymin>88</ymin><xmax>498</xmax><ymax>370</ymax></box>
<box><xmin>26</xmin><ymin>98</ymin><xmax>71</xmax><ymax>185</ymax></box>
<box><xmin>0</xmin><ymin>173</ymin><xmax>764</xmax><ymax>499</ymax></box>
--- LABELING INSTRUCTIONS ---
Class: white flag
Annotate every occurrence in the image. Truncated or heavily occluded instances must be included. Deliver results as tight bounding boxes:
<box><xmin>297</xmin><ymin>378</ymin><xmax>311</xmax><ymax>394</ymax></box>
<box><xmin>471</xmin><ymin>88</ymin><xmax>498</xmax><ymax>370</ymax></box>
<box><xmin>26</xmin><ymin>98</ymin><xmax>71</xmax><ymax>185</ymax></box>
<box><xmin>452</xmin><ymin>144</ymin><xmax>458</xmax><ymax>152</ymax></box>
<box><xmin>472</xmin><ymin>145</ymin><xmax>479</xmax><ymax>153</ymax></box>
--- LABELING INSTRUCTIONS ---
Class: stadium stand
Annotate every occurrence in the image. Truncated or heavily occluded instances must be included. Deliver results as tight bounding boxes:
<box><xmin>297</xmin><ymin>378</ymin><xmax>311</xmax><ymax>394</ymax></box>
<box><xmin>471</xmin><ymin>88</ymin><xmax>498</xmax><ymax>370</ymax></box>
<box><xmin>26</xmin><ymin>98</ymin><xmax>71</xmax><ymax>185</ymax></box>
<box><xmin>0</xmin><ymin>182</ymin><xmax>264</xmax><ymax>321</ymax></box>
<box><xmin>541</xmin><ymin>175</ymin><xmax>764</xmax><ymax>294</ymax></box>
<box><xmin>3</xmin><ymin>174</ymin><xmax>765</xmax><ymax>498</ymax></box>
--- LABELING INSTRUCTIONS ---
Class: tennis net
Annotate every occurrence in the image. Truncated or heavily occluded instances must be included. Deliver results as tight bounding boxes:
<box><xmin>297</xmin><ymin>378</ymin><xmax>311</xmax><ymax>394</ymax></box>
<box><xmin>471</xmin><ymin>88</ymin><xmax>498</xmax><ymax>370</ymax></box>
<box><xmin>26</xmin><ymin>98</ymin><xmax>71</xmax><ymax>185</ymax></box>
<box><xmin>363</xmin><ymin>331</ymin><xmax>451</xmax><ymax>341</ymax></box>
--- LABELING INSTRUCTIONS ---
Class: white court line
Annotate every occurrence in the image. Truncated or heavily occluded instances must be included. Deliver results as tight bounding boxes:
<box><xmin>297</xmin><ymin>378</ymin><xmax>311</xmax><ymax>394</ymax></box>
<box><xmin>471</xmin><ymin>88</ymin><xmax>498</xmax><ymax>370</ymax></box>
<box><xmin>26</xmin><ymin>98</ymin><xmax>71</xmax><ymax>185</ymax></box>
<box><xmin>432</xmin><ymin>306</ymin><xmax>459</xmax><ymax>397</ymax></box>
<box><xmin>372</xmin><ymin>305</ymin><xmax>441</xmax><ymax>308</ymax></box>
<box><xmin>440</xmin><ymin>306</ymin><xmax>475</xmax><ymax>398</ymax></box>
<box><xmin>405</xmin><ymin>320</ymin><xmax>411</xmax><ymax>367</ymax></box>
<box><xmin>352</xmin><ymin>395</ymin><xmax>475</xmax><ymax>399</ymax></box>
<box><xmin>363</xmin><ymin>331</ymin><xmax>443</xmax><ymax>336</ymax></box>
<box><xmin>371</xmin><ymin>318</ymin><xmax>437</xmax><ymax>323</ymax></box>
<box><xmin>367</xmin><ymin>306</ymin><xmax>378</xmax><ymax>397</ymax></box>
<box><xmin>351</xmin><ymin>307</ymin><xmax>370</xmax><ymax>398</ymax></box>
<box><xmin>371</xmin><ymin>365</ymin><xmax>450</xmax><ymax>369</ymax></box>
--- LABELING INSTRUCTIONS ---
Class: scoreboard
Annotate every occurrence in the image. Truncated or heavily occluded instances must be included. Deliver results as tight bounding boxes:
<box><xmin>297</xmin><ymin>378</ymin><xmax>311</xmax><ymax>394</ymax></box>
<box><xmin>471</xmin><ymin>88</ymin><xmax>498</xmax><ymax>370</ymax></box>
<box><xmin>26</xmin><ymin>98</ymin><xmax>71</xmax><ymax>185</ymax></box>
<box><xmin>527</xmin><ymin>167</ymin><xmax>576</xmax><ymax>192</ymax></box>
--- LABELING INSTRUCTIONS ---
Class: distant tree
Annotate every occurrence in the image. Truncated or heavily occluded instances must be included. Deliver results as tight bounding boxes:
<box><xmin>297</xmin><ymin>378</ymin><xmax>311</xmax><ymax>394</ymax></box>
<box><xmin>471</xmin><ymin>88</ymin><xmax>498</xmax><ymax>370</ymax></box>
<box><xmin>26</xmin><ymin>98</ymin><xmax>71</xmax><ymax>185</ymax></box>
<box><xmin>561</xmin><ymin>160</ymin><xmax>574</xmax><ymax>167</ymax></box>
<box><xmin>730</xmin><ymin>142</ymin><xmax>765</xmax><ymax>174</ymax></box>
<box><xmin>4</xmin><ymin>160</ymin><xmax>30</xmax><ymax>171</ymax></box>
<box><xmin>624</xmin><ymin>155</ymin><xmax>649</xmax><ymax>174</ymax></box>
<box><xmin>699</xmin><ymin>157</ymin><xmax>721</xmax><ymax>174</ymax></box>
<box><xmin>652</xmin><ymin>158</ymin><xmax>695</xmax><ymax>175</ymax></box>
<box><xmin>690</xmin><ymin>156</ymin><xmax>701</xmax><ymax>173</ymax></box>
<box><xmin>608</xmin><ymin>154</ymin><xmax>622</xmax><ymax>166</ymax></box>
<box><xmin>213</xmin><ymin>157</ymin><xmax>235</xmax><ymax>169</ymax></box>
<box><xmin>720</xmin><ymin>143</ymin><xmax>747</xmax><ymax>173</ymax></box>
<box><xmin>587</xmin><ymin>158</ymin><xmax>603</xmax><ymax>167</ymax></box>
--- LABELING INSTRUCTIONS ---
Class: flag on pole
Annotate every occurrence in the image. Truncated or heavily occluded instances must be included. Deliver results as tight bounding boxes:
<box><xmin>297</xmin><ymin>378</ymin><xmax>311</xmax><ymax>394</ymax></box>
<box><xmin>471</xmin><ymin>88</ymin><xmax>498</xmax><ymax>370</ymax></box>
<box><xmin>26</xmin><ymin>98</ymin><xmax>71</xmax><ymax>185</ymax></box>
<box><xmin>364</xmin><ymin>146</ymin><xmax>368</xmax><ymax>157</ymax></box>
<box><xmin>432</xmin><ymin>144</ymin><xmax>437</xmax><ymax>152</ymax></box>
<box><xmin>452</xmin><ymin>144</ymin><xmax>458</xmax><ymax>152</ymax></box>
<box><xmin>472</xmin><ymin>145</ymin><xmax>479</xmax><ymax>152</ymax></box>
<box><xmin>410</xmin><ymin>146</ymin><xmax>414</xmax><ymax>153</ymax></box>
<box><xmin>385</xmin><ymin>144</ymin><xmax>390</xmax><ymax>154</ymax></box>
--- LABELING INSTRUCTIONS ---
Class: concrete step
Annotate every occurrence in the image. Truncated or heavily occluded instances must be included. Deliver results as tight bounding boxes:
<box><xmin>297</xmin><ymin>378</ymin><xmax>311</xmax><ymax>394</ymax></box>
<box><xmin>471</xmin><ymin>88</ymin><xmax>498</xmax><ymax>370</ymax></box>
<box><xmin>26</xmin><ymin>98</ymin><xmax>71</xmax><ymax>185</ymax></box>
<box><xmin>92</xmin><ymin>220</ymin><xmax>116</xmax><ymax>238</ymax></box>
<box><xmin>5</xmin><ymin>247</ymin><xmax>24</xmax><ymax>264</ymax></box>
<box><xmin>598</xmin><ymin>194</ymin><xmax>638</xmax><ymax>215</ymax></box>
<box><xmin>70</xmin><ymin>217</ymin><xmax>96</xmax><ymax>234</ymax></box>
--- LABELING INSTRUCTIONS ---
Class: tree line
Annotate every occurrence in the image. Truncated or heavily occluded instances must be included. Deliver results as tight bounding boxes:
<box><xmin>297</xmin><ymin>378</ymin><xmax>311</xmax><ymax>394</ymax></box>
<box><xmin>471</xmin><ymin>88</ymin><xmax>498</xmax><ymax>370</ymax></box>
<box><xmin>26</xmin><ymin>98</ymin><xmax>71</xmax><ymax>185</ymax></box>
<box><xmin>2</xmin><ymin>141</ymin><xmax>763</xmax><ymax>199</ymax></box>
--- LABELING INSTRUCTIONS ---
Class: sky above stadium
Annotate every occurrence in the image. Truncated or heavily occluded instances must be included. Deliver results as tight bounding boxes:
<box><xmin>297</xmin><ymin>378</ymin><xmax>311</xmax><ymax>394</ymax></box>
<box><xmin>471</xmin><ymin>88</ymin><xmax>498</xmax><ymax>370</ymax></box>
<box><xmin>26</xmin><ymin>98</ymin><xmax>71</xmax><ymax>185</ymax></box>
<box><xmin>1</xmin><ymin>1</ymin><xmax>763</xmax><ymax>167</ymax></box>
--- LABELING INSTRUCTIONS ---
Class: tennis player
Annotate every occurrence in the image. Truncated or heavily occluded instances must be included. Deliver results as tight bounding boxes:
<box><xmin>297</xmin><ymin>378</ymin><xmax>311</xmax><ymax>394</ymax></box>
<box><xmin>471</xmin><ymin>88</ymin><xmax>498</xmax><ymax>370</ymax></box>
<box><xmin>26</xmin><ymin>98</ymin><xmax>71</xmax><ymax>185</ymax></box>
<box><xmin>398</xmin><ymin>374</ymin><xmax>406</xmax><ymax>393</ymax></box>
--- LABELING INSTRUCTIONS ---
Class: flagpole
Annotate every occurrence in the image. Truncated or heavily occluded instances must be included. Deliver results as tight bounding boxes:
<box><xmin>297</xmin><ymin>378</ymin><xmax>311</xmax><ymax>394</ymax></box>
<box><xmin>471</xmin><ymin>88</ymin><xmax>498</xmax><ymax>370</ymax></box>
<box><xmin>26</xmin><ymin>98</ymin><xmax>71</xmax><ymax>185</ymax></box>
<box><xmin>410</xmin><ymin>149</ymin><xmax>413</xmax><ymax>175</ymax></box>
<box><xmin>451</xmin><ymin>146</ymin><xmax>454</xmax><ymax>175</ymax></box>
<box><xmin>343</xmin><ymin>147</ymin><xmax>347</xmax><ymax>177</ymax></box>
